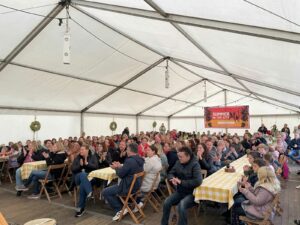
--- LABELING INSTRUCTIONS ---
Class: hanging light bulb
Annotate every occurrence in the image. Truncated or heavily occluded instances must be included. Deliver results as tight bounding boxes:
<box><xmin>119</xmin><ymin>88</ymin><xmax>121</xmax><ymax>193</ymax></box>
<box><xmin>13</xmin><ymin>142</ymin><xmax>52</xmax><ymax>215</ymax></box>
<box><xmin>63</xmin><ymin>5</ymin><xmax>71</xmax><ymax>64</ymax></box>
<box><xmin>204</xmin><ymin>80</ymin><xmax>207</xmax><ymax>102</ymax></box>
<box><xmin>165</xmin><ymin>59</ymin><xmax>169</xmax><ymax>89</ymax></box>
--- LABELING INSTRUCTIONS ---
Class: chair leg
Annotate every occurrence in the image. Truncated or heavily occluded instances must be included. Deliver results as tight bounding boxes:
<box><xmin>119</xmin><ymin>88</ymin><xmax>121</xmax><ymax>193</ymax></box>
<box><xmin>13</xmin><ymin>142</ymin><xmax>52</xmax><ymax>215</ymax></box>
<box><xmin>54</xmin><ymin>182</ymin><xmax>62</xmax><ymax>199</ymax></box>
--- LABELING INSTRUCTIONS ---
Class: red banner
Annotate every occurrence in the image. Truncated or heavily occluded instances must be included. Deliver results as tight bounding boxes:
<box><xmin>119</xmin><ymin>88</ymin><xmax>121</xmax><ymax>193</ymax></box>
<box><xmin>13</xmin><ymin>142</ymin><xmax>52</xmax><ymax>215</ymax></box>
<box><xmin>204</xmin><ymin>106</ymin><xmax>249</xmax><ymax>128</ymax></box>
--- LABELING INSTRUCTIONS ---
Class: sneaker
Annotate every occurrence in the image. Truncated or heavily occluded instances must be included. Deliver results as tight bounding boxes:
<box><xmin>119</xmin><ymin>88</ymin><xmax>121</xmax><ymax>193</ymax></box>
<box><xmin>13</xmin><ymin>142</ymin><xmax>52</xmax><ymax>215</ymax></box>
<box><xmin>15</xmin><ymin>185</ymin><xmax>29</xmax><ymax>192</ymax></box>
<box><xmin>86</xmin><ymin>192</ymin><xmax>92</xmax><ymax>201</ymax></box>
<box><xmin>112</xmin><ymin>208</ymin><xmax>128</xmax><ymax>221</ymax></box>
<box><xmin>27</xmin><ymin>194</ymin><xmax>40</xmax><ymax>200</ymax></box>
<box><xmin>296</xmin><ymin>185</ymin><xmax>300</xmax><ymax>189</ymax></box>
<box><xmin>75</xmin><ymin>208</ymin><xmax>85</xmax><ymax>217</ymax></box>
<box><xmin>133</xmin><ymin>202</ymin><xmax>144</xmax><ymax>213</ymax></box>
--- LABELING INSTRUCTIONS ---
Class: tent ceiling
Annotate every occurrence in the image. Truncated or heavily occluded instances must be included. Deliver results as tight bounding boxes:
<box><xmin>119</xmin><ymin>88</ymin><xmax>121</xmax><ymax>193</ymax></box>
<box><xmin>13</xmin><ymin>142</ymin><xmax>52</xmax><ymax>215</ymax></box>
<box><xmin>0</xmin><ymin>0</ymin><xmax>299</xmax><ymax>117</ymax></box>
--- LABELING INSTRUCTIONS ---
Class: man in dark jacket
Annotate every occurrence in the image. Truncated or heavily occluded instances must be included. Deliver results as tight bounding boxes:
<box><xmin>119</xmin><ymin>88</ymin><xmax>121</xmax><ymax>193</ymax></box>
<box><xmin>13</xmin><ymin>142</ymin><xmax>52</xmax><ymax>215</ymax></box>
<box><xmin>73</xmin><ymin>144</ymin><xmax>99</xmax><ymax>217</ymax></box>
<box><xmin>163</xmin><ymin>143</ymin><xmax>178</xmax><ymax>173</ymax></box>
<box><xmin>161</xmin><ymin>147</ymin><xmax>202</xmax><ymax>225</ymax></box>
<box><xmin>25</xmin><ymin>143</ymin><xmax>67</xmax><ymax>199</ymax></box>
<box><xmin>102</xmin><ymin>143</ymin><xmax>144</xmax><ymax>221</ymax></box>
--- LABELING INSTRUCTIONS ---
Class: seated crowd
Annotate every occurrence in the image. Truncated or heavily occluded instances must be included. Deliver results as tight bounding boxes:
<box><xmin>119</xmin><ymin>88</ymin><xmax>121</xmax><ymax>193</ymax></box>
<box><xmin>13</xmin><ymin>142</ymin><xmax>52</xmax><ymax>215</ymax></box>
<box><xmin>0</xmin><ymin>124</ymin><xmax>299</xmax><ymax>225</ymax></box>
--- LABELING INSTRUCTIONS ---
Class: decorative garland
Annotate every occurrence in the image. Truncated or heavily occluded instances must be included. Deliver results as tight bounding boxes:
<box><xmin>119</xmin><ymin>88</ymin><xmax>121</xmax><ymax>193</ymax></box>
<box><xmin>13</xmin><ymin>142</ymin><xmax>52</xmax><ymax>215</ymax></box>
<box><xmin>30</xmin><ymin>121</ymin><xmax>41</xmax><ymax>132</ymax></box>
<box><xmin>152</xmin><ymin>121</ymin><xmax>157</xmax><ymax>128</ymax></box>
<box><xmin>110</xmin><ymin>121</ymin><xmax>117</xmax><ymax>131</ymax></box>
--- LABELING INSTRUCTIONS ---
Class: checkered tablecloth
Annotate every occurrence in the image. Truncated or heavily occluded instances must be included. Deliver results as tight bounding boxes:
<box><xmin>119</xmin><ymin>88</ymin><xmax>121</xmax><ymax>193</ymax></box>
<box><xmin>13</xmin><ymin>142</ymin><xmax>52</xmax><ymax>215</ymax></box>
<box><xmin>193</xmin><ymin>155</ymin><xmax>250</xmax><ymax>208</ymax></box>
<box><xmin>88</xmin><ymin>167</ymin><xmax>117</xmax><ymax>183</ymax></box>
<box><xmin>21</xmin><ymin>161</ymin><xmax>47</xmax><ymax>180</ymax></box>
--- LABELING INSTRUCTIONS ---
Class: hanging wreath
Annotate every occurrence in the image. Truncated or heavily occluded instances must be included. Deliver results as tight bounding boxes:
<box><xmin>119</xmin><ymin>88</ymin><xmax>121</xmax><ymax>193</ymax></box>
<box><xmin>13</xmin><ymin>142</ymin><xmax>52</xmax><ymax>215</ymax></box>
<box><xmin>30</xmin><ymin>121</ymin><xmax>41</xmax><ymax>132</ymax></box>
<box><xmin>110</xmin><ymin>121</ymin><xmax>117</xmax><ymax>131</ymax></box>
<box><xmin>152</xmin><ymin>121</ymin><xmax>157</xmax><ymax>128</ymax></box>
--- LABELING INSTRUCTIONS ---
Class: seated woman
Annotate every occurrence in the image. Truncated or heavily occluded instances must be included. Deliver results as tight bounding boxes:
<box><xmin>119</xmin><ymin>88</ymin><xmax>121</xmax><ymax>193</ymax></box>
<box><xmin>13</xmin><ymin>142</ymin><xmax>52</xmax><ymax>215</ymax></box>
<box><xmin>135</xmin><ymin>145</ymin><xmax>162</xmax><ymax>209</ymax></box>
<box><xmin>196</xmin><ymin>143</ymin><xmax>216</xmax><ymax>175</ymax></box>
<box><xmin>25</xmin><ymin>142</ymin><xmax>67</xmax><ymax>199</ymax></box>
<box><xmin>15</xmin><ymin>142</ymin><xmax>38</xmax><ymax>192</ymax></box>
<box><xmin>231</xmin><ymin>166</ymin><xmax>281</xmax><ymax>225</ymax></box>
<box><xmin>243</xmin><ymin>151</ymin><xmax>262</xmax><ymax>186</ymax></box>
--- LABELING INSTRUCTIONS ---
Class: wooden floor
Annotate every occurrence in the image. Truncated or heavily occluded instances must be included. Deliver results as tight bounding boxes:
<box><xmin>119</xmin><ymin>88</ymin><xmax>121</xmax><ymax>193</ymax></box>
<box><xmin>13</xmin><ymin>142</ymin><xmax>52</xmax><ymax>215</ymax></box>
<box><xmin>0</xmin><ymin>164</ymin><xmax>299</xmax><ymax>225</ymax></box>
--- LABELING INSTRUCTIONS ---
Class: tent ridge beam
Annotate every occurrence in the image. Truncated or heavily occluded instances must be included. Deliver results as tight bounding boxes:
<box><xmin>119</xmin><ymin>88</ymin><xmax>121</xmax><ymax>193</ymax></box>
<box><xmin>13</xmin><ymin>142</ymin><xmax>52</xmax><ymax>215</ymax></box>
<box><xmin>173</xmin><ymin>62</ymin><xmax>300</xmax><ymax>113</ymax></box>
<box><xmin>136</xmin><ymin>78</ymin><xmax>205</xmax><ymax>116</ymax></box>
<box><xmin>172</xmin><ymin>57</ymin><xmax>300</xmax><ymax>97</ymax></box>
<box><xmin>211</xmin><ymin>80</ymin><xmax>300</xmax><ymax>110</ymax></box>
<box><xmin>6</xmin><ymin>61</ymin><xmax>194</xmax><ymax>105</ymax></box>
<box><xmin>71</xmin><ymin>0</ymin><xmax>300</xmax><ymax>44</ymax></box>
<box><xmin>0</xmin><ymin>106</ymin><xmax>80</xmax><ymax>114</ymax></box>
<box><xmin>81</xmin><ymin>57</ymin><xmax>167</xmax><ymax>113</ymax></box>
<box><xmin>0</xmin><ymin>3</ymin><xmax>64</xmax><ymax>73</ymax></box>
<box><xmin>168</xmin><ymin>90</ymin><xmax>224</xmax><ymax>117</ymax></box>
<box><xmin>225</xmin><ymin>89</ymin><xmax>300</xmax><ymax>114</ymax></box>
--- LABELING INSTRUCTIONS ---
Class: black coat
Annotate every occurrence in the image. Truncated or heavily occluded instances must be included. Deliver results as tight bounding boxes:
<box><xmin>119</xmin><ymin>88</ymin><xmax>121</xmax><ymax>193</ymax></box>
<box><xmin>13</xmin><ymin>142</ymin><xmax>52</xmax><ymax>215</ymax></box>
<box><xmin>166</xmin><ymin>149</ymin><xmax>178</xmax><ymax>173</ymax></box>
<box><xmin>72</xmin><ymin>152</ymin><xmax>99</xmax><ymax>174</ymax></box>
<box><xmin>168</xmin><ymin>155</ymin><xmax>202</xmax><ymax>194</ymax></box>
<box><xmin>116</xmin><ymin>155</ymin><xmax>144</xmax><ymax>195</ymax></box>
<box><xmin>45</xmin><ymin>151</ymin><xmax>67</xmax><ymax>178</ymax></box>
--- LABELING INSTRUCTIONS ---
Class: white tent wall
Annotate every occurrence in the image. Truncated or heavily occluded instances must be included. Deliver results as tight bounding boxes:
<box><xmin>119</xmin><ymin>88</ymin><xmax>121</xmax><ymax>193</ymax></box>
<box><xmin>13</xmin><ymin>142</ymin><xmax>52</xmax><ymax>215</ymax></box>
<box><xmin>83</xmin><ymin>114</ymin><xmax>136</xmax><ymax>136</ymax></box>
<box><xmin>138</xmin><ymin>116</ymin><xmax>168</xmax><ymax>133</ymax></box>
<box><xmin>170</xmin><ymin>115</ymin><xmax>300</xmax><ymax>136</ymax></box>
<box><xmin>0</xmin><ymin>109</ymin><xmax>80</xmax><ymax>144</ymax></box>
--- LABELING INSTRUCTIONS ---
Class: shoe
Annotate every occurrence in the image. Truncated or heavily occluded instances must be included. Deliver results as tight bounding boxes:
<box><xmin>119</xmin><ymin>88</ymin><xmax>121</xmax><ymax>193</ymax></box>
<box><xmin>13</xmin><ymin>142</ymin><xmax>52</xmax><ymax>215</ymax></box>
<box><xmin>297</xmin><ymin>171</ymin><xmax>300</xmax><ymax>175</ymax></box>
<box><xmin>15</xmin><ymin>185</ymin><xmax>29</xmax><ymax>192</ymax></box>
<box><xmin>112</xmin><ymin>208</ymin><xmax>128</xmax><ymax>221</ymax></box>
<box><xmin>296</xmin><ymin>185</ymin><xmax>300</xmax><ymax>189</ymax></box>
<box><xmin>75</xmin><ymin>208</ymin><xmax>85</xmax><ymax>217</ymax></box>
<box><xmin>27</xmin><ymin>194</ymin><xmax>40</xmax><ymax>200</ymax></box>
<box><xmin>133</xmin><ymin>202</ymin><xmax>144</xmax><ymax>213</ymax></box>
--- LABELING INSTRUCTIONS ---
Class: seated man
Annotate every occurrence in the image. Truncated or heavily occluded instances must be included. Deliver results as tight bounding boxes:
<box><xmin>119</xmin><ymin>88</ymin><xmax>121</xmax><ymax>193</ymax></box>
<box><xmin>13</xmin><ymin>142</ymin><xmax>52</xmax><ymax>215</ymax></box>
<box><xmin>72</xmin><ymin>144</ymin><xmax>99</xmax><ymax>217</ymax></box>
<box><xmin>102</xmin><ymin>143</ymin><xmax>144</xmax><ymax>221</ymax></box>
<box><xmin>161</xmin><ymin>147</ymin><xmax>202</xmax><ymax>225</ymax></box>
<box><xmin>26</xmin><ymin>142</ymin><xmax>67</xmax><ymax>199</ymax></box>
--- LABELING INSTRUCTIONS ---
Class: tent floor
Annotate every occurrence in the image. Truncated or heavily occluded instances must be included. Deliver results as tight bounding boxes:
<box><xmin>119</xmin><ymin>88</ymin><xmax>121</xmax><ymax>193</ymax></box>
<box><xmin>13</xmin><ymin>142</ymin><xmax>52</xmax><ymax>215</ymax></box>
<box><xmin>0</xmin><ymin>164</ymin><xmax>299</xmax><ymax>225</ymax></box>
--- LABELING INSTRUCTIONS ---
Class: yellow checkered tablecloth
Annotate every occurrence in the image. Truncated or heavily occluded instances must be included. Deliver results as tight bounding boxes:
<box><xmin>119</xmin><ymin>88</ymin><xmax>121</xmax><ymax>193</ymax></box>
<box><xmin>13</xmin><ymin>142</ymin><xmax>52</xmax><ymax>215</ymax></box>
<box><xmin>88</xmin><ymin>167</ymin><xmax>117</xmax><ymax>183</ymax></box>
<box><xmin>21</xmin><ymin>161</ymin><xmax>47</xmax><ymax>180</ymax></box>
<box><xmin>193</xmin><ymin>155</ymin><xmax>250</xmax><ymax>209</ymax></box>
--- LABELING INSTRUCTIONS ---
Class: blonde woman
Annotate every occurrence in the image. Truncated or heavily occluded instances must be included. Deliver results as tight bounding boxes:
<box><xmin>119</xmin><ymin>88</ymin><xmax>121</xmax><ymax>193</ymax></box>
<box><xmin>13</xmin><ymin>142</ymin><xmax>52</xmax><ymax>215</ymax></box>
<box><xmin>231</xmin><ymin>166</ymin><xmax>281</xmax><ymax>225</ymax></box>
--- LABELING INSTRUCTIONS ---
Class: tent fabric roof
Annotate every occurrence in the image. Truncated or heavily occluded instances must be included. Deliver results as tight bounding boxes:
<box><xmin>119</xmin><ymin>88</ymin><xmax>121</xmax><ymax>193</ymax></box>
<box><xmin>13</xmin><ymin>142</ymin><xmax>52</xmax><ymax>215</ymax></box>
<box><xmin>0</xmin><ymin>0</ymin><xmax>299</xmax><ymax>117</ymax></box>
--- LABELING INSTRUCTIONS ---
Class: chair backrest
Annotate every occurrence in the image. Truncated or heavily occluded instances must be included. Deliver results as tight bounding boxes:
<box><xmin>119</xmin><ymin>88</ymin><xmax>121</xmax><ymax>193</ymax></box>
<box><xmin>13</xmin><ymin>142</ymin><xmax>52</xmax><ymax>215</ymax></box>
<box><xmin>201</xmin><ymin>169</ymin><xmax>207</xmax><ymax>179</ymax></box>
<box><xmin>148</xmin><ymin>171</ymin><xmax>161</xmax><ymax>193</ymax></box>
<box><xmin>44</xmin><ymin>163</ymin><xmax>66</xmax><ymax>183</ymax></box>
<box><xmin>0</xmin><ymin>212</ymin><xmax>9</xmax><ymax>225</ymax></box>
<box><xmin>165</xmin><ymin>178</ymin><xmax>174</xmax><ymax>196</ymax></box>
<box><xmin>262</xmin><ymin>194</ymin><xmax>280</xmax><ymax>221</ymax></box>
<box><xmin>123</xmin><ymin>171</ymin><xmax>145</xmax><ymax>201</ymax></box>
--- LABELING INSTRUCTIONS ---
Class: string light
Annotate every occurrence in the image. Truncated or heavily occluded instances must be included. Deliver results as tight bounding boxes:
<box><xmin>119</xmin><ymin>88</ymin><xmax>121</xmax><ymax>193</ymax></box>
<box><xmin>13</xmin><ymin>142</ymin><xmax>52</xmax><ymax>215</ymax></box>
<box><xmin>165</xmin><ymin>59</ymin><xmax>169</xmax><ymax>89</ymax></box>
<box><xmin>63</xmin><ymin>4</ymin><xmax>71</xmax><ymax>64</ymax></box>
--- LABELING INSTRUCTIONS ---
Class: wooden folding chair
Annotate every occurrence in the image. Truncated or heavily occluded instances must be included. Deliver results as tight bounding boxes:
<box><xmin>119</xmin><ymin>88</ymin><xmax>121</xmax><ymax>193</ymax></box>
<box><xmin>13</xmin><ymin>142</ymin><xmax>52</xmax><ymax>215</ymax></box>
<box><xmin>165</xmin><ymin>178</ymin><xmax>198</xmax><ymax>225</ymax></box>
<box><xmin>0</xmin><ymin>159</ymin><xmax>7</xmax><ymax>184</ymax></box>
<box><xmin>0</xmin><ymin>212</ymin><xmax>8</xmax><ymax>225</ymax></box>
<box><xmin>60</xmin><ymin>162</ymin><xmax>73</xmax><ymax>196</ymax></box>
<box><xmin>118</xmin><ymin>171</ymin><xmax>145</xmax><ymax>224</ymax></box>
<box><xmin>39</xmin><ymin>163</ymin><xmax>66</xmax><ymax>202</ymax></box>
<box><xmin>239</xmin><ymin>194</ymin><xmax>281</xmax><ymax>225</ymax></box>
<box><xmin>142</xmin><ymin>172</ymin><xmax>161</xmax><ymax>212</ymax></box>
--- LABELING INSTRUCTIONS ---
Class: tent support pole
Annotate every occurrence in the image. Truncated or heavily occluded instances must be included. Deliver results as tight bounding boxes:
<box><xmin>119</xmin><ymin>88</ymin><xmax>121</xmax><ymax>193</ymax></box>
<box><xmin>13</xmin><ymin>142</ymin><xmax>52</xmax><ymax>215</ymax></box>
<box><xmin>80</xmin><ymin>112</ymin><xmax>84</xmax><ymax>136</ymax></box>
<box><xmin>224</xmin><ymin>89</ymin><xmax>228</xmax><ymax>134</ymax></box>
<box><xmin>136</xmin><ymin>116</ymin><xmax>139</xmax><ymax>134</ymax></box>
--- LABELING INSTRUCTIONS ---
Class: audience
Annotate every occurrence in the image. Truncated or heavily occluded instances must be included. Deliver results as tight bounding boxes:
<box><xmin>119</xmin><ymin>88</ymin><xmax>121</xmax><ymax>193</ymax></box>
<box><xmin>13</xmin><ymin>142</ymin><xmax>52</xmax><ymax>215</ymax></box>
<box><xmin>2</xmin><ymin>123</ymin><xmax>300</xmax><ymax>223</ymax></box>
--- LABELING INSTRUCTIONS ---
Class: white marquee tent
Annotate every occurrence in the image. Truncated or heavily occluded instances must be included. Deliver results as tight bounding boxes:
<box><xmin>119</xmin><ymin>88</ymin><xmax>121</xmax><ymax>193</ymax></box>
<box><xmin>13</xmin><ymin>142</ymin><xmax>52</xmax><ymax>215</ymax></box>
<box><xmin>0</xmin><ymin>0</ymin><xmax>300</xmax><ymax>143</ymax></box>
